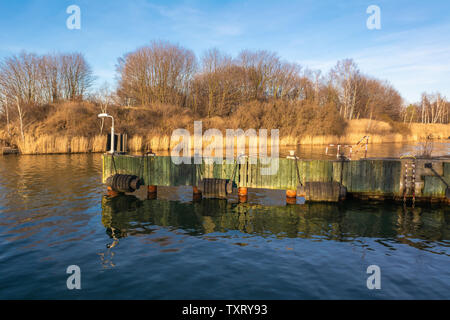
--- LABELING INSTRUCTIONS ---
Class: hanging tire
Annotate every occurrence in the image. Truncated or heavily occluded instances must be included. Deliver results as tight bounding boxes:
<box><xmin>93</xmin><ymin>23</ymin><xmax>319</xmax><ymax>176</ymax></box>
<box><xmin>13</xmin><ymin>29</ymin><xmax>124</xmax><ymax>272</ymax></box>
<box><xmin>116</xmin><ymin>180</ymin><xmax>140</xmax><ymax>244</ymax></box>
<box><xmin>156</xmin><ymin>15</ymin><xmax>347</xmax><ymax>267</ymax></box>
<box><xmin>106</xmin><ymin>174</ymin><xmax>142</xmax><ymax>193</ymax></box>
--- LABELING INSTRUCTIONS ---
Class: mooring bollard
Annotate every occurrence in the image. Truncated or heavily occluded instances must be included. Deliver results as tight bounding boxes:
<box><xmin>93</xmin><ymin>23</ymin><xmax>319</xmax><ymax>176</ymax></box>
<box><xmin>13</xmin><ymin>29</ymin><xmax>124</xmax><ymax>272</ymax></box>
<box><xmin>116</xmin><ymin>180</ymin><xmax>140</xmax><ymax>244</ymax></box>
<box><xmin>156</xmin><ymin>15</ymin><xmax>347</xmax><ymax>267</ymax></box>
<box><xmin>193</xmin><ymin>186</ymin><xmax>202</xmax><ymax>201</ymax></box>
<box><xmin>147</xmin><ymin>185</ymin><xmax>157</xmax><ymax>200</ymax></box>
<box><xmin>286</xmin><ymin>189</ymin><xmax>297</xmax><ymax>205</ymax></box>
<box><xmin>238</xmin><ymin>187</ymin><xmax>248</xmax><ymax>196</ymax></box>
<box><xmin>193</xmin><ymin>186</ymin><xmax>201</xmax><ymax>195</ymax></box>
<box><xmin>107</xmin><ymin>186</ymin><xmax>120</xmax><ymax>198</ymax></box>
<box><xmin>286</xmin><ymin>190</ymin><xmax>297</xmax><ymax>198</ymax></box>
<box><xmin>238</xmin><ymin>187</ymin><xmax>248</xmax><ymax>203</ymax></box>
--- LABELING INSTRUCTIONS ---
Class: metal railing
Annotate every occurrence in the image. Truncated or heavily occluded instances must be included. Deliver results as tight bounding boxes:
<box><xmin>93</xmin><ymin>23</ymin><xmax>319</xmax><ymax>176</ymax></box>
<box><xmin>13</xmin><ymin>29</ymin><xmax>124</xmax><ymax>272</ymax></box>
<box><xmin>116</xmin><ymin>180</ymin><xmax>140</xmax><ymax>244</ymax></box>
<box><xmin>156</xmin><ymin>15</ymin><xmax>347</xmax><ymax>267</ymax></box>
<box><xmin>325</xmin><ymin>136</ymin><xmax>370</xmax><ymax>160</ymax></box>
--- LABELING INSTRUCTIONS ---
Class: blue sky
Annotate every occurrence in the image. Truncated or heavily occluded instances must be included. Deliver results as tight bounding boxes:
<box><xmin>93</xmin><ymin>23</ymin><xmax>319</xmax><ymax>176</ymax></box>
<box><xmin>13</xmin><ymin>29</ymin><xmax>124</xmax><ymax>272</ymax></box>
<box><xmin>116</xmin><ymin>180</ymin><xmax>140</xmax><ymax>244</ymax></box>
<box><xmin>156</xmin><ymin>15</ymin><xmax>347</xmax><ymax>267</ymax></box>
<box><xmin>0</xmin><ymin>0</ymin><xmax>449</xmax><ymax>103</ymax></box>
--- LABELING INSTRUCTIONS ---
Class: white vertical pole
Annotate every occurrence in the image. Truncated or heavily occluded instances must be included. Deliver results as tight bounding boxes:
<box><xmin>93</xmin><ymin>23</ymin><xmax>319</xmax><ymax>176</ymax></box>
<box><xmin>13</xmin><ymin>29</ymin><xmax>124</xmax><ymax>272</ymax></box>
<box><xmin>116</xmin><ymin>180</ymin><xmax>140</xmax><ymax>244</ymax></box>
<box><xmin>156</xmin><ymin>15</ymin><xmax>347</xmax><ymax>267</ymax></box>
<box><xmin>110</xmin><ymin>116</ymin><xmax>115</xmax><ymax>154</ymax></box>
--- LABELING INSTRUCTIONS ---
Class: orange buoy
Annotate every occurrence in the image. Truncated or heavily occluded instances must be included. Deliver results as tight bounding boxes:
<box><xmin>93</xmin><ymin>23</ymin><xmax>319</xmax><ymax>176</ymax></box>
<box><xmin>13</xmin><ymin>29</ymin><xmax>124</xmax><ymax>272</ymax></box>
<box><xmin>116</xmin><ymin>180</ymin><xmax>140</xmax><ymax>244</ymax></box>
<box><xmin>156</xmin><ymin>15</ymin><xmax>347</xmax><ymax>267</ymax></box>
<box><xmin>193</xmin><ymin>186</ymin><xmax>202</xmax><ymax>195</ymax></box>
<box><xmin>193</xmin><ymin>186</ymin><xmax>202</xmax><ymax>201</ymax></box>
<box><xmin>238</xmin><ymin>187</ymin><xmax>248</xmax><ymax>196</ymax></box>
<box><xmin>107</xmin><ymin>186</ymin><xmax>120</xmax><ymax>198</ymax></box>
<box><xmin>147</xmin><ymin>185</ymin><xmax>157</xmax><ymax>199</ymax></box>
<box><xmin>286</xmin><ymin>190</ymin><xmax>297</xmax><ymax>198</ymax></box>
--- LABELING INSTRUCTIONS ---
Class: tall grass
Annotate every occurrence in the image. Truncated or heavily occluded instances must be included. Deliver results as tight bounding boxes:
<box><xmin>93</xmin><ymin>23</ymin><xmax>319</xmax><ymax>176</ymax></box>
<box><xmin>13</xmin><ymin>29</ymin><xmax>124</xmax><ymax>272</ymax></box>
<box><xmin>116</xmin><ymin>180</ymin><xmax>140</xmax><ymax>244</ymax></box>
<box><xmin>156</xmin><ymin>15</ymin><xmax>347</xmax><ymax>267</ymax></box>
<box><xmin>18</xmin><ymin>135</ymin><xmax>70</xmax><ymax>154</ymax></box>
<box><xmin>70</xmin><ymin>137</ymin><xmax>89</xmax><ymax>153</ymax></box>
<box><xmin>91</xmin><ymin>135</ymin><xmax>107</xmax><ymax>153</ymax></box>
<box><xmin>17</xmin><ymin>135</ymin><xmax>108</xmax><ymax>155</ymax></box>
<box><xmin>15</xmin><ymin>120</ymin><xmax>450</xmax><ymax>155</ymax></box>
<box><xmin>2</xmin><ymin>101</ymin><xmax>448</xmax><ymax>155</ymax></box>
<box><xmin>416</xmin><ymin>138</ymin><xmax>434</xmax><ymax>158</ymax></box>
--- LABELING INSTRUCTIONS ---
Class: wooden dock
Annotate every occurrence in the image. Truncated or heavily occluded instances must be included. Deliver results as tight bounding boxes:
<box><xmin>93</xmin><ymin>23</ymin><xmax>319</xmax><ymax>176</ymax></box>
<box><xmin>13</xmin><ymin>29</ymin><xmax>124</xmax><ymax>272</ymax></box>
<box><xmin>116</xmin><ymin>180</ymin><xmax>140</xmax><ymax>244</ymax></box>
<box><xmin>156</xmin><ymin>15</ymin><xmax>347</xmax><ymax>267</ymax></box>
<box><xmin>102</xmin><ymin>154</ymin><xmax>450</xmax><ymax>203</ymax></box>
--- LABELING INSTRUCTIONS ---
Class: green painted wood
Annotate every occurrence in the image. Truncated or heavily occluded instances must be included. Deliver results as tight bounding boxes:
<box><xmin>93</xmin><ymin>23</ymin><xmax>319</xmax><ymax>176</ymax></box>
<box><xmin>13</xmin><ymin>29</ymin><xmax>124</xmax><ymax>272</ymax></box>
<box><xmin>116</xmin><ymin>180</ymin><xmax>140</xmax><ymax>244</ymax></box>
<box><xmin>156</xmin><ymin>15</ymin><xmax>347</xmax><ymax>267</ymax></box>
<box><xmin>423</xmin><ymin>176</ymin><xmax>447</xmax><ymax>197</ymax></box>
<box><xmin>288</xmin><ymin>159</ymin><xmax>294</xmax><ymax>189</ymax></box>
<box><xmin>332</xmin><ymin>160</ymin><xmax>341</xmax><ymax>184</ymax></box>
<box><xmin>279</xmin><ymin>158</ymin><xmax>288</xmax><ymax>190</ymax></box>
<box><xmin>249</xmin><ymin>158</ymin><xmax>256</xmax><ymax>187</ymax></box>
<box><xmin>444</xmin><ymin>162</ymin><xmax>450</xmax><ymax>180</ymax></box>
<box><xmin>101</xmin><ymin>155</ymin><xmax>447</xmax><ymax>199</ymax></box>
<box><xmin>376</xmin><ymin>160</ymin><xmax>384</xmax><ymax>192</ymax></box>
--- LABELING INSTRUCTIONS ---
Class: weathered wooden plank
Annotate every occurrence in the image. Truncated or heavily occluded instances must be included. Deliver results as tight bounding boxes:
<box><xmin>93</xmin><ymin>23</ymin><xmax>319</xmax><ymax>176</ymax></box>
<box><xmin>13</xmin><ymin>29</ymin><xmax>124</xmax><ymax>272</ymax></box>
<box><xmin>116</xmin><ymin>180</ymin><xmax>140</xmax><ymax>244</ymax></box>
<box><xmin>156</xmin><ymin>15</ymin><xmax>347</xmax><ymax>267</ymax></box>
<box><xmin>444</xmin><ymin>162</ymin><xmax>450</xmax><ymax>180</ymax></box>
<box><xmin>423</xmin><ymin>176</ymin><xmax>447</xmax><ymax>197</ymax></box>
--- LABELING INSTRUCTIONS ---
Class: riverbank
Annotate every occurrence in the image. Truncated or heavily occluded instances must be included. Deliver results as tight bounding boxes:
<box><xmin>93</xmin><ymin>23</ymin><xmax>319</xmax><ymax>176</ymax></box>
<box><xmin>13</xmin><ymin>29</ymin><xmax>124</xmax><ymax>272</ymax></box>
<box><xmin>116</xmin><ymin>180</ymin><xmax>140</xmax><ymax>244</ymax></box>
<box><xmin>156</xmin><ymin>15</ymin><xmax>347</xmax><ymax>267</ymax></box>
<box><xmin>1</xmin><ymin>119</ymin><xmax>448</xmax><ymax>155</ymax></box>
<box><xmin>1</xmin><ymin>101</ymin><xmax>449</xmax><ymax>155</ymax></box>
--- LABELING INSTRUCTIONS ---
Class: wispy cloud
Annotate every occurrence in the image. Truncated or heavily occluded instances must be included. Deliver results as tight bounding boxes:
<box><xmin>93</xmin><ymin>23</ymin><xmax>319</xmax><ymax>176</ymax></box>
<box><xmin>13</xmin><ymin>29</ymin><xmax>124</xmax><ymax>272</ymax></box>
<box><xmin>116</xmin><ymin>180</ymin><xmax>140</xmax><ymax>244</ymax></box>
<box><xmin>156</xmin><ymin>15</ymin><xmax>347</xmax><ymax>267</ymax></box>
<box><xmin>144</xmin><ymin>2</ymin><xmax>243</xmax><ymax>41</ymax></box>
<box><xmin>0</xmin><ymin>0</ymin><xmax>448</xmax><ymax>101</ymax></box>
<box><xmin>295</xmin><ymin>22</ymin><xmax>450</xmax><ymax>102</ymax></box>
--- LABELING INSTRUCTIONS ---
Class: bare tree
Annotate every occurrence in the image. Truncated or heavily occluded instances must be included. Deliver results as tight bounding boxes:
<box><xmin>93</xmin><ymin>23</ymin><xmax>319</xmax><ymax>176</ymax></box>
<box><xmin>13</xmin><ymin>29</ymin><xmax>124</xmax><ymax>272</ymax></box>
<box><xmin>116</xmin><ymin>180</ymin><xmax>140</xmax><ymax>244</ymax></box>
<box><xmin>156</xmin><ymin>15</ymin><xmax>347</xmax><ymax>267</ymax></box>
<box><xmin>237</xmin><ymin>50</ymin><xmax>280</xmax><ymax>100</ymax></box>
<box><xmin>60</xmin><ymin>53</ymin><xmax>94</xmax><ymax>101</ymax></box>
<box><xmin>39</xmin><ymin>54</ymin><xmax>62</xmax><ymax>103</ymax></box>
<box><xmin>94</xmin><ymin>82</ymin><xmax>112</xmax><ymax>134</ymax></box>
<box><xmin>330</xmin><ymin>59</ymin><xmax>361</xmax><ymax>120</ymax></box>
<box><xmin>420</xmin><ymin>92</ymin><xmax>448</xmax><ymax>124</ymax></box>
<box><xmin>116</xmin><ymin>40</ymin><xmax>197</xmax><ymax>107</ymax></box>
<box><xmin>0</xmin><ymin>93</ymin><xmax>10</xmax><ymax>136</ymax></box>
<box><xmin>0</xmin><ymin>52</ymin><xmax>40</xmax><ymax>105</ymax></box>
<box><xmin>0</xmin><ymin>51</ymin><xmax>93</xmax><ymax>105</ymax></box>
<box><xmin>15</xmin><ymin>96</ymin><xmax>25</xmax><ymax>143</ymax></box>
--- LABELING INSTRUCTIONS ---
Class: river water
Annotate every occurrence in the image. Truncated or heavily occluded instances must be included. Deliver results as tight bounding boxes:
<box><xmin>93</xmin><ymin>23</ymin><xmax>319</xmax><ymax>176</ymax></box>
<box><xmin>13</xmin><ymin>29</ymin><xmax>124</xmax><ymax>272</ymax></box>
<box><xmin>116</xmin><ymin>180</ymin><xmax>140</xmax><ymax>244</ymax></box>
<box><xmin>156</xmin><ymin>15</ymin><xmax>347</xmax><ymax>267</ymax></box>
<box><xmin>0</xmin><ymin>147</ymin><xmax>449</xmax><ymax>299</ymax></box>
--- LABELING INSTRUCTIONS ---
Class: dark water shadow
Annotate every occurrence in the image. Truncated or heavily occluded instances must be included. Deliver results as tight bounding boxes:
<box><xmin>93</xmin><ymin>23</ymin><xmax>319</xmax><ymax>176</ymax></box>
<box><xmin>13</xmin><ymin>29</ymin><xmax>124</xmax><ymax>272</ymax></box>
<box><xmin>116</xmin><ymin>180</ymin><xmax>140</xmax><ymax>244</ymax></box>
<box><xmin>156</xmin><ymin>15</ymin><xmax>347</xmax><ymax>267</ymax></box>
<box><xmin>101</xmin><ymin>195</ymin><xmax>450</xmax><ymax>254</ymax></box>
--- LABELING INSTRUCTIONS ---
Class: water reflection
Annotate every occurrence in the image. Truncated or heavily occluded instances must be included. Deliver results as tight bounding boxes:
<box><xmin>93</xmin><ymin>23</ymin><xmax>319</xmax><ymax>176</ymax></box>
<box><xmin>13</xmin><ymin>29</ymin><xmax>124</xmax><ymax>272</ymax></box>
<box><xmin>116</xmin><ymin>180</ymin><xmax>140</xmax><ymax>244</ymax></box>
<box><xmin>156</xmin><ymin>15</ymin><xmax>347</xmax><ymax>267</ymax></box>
<box><xmin>0</xmin><ymin>153</ymin><xmax>448</xmax><ymax>299</ymax></box>
<box><xmin>0</xmin><ymin>154</ymin><xmax>103</xmax><ymax>247</ymax></box>
<box><xmin>101</xmin><ymin>194</ymin><xmax>450</xmax><ymax>256</ymax></box>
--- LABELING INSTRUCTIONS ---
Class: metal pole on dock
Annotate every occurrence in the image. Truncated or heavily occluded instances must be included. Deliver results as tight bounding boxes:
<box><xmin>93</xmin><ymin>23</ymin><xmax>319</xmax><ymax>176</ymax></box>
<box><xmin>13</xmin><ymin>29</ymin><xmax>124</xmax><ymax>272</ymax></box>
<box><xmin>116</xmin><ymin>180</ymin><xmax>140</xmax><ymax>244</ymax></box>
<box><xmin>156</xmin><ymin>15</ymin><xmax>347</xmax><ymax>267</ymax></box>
<box><xmin>98</xmin><ymin>113</ymin><xmax>115</xmax><ymax>154</ymax></box>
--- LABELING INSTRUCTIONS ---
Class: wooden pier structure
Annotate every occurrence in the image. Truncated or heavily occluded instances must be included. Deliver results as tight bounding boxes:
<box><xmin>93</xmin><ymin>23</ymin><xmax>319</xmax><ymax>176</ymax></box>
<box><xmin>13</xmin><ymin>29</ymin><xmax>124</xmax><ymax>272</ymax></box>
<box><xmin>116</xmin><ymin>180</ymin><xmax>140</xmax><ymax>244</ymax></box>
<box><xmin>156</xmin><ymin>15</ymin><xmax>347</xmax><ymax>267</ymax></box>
<box><xmin>102</xmin><ymin>154</ymin><xmax>450</xmax><ymax>204</ymax></box>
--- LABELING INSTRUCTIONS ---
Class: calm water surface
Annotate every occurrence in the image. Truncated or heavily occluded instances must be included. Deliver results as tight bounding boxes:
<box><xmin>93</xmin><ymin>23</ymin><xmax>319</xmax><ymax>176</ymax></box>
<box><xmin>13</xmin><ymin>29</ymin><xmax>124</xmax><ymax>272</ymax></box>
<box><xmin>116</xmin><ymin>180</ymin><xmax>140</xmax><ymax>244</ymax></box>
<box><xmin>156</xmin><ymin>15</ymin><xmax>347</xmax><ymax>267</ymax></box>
<box><xmin>0</xmin><ymin>150</ymin><xmax>449</xmax><ymax>299</ymax></box>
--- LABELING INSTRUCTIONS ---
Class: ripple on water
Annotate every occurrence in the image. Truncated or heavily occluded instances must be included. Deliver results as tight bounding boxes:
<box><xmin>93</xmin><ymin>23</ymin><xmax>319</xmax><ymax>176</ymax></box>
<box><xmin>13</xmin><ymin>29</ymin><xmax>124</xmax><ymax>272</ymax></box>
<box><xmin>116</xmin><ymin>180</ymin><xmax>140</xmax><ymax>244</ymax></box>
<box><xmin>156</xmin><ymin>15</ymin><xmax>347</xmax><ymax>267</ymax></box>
<box><xmin>0</xmin><ymin>153</ymin><xmax>449</xmax><ymax>299</ymax></box>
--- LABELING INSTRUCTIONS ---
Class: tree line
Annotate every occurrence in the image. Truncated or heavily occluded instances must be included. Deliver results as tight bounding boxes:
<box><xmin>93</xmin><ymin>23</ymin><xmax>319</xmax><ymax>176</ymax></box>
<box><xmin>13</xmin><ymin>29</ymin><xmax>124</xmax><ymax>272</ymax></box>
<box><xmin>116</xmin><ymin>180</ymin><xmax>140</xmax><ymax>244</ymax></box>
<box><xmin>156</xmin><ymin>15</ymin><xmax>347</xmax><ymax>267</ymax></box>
<box><xmin>115</xmin><ymin>41</ymin><xmax>448</xmax><ymax>124</ymax></box>
<box><xmin>0</xmin><ymin>52</ymin><xmax>93</xmax><ymax>105</ymax></box>
<box><xmin>0</xmin><ymin>40</ymin><xmax>448</xmax><ymax>135</ymax></box>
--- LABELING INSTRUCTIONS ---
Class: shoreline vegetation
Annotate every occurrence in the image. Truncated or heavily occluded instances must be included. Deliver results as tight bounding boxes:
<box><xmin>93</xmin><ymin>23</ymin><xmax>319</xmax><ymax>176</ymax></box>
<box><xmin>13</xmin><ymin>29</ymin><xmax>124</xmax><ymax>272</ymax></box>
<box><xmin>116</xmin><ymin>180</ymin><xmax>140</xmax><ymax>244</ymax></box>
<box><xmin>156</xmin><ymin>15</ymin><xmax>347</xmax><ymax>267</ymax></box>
<box><xmin>0</xmin><ymin>41</ymin><xmax>449</xmax><ymax>155</ymax></box>
<box><xmin>0</xmin><ymin>103</ymin><xmax>448</xmax><ymax>155</ymax></box>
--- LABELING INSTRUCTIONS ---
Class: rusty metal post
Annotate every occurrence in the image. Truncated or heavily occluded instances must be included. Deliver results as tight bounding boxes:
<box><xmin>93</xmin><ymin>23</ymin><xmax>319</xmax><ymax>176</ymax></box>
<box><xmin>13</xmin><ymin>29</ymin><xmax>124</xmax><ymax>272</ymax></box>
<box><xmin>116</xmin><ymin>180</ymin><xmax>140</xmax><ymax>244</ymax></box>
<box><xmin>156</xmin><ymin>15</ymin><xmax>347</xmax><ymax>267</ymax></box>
<box><xmin>147</xmin><ymin>185</ymin><xmax>157</xmax><ymax>200</ymax></box>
